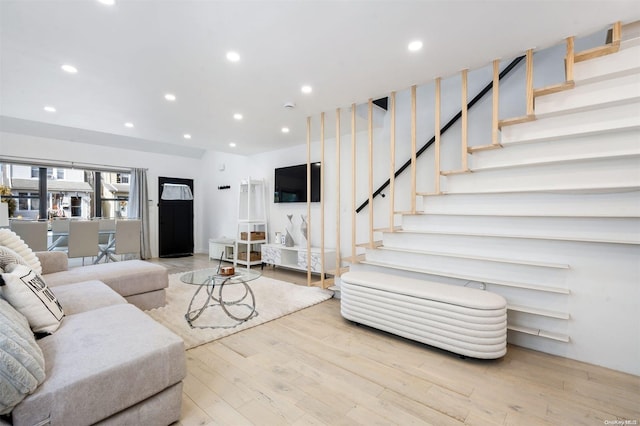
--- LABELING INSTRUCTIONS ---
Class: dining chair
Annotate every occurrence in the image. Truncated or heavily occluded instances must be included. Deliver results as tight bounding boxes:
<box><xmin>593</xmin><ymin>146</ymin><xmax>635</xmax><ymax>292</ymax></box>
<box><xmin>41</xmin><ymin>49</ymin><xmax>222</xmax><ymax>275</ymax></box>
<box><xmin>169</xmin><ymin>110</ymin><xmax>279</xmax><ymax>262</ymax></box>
<box><xmin>50</xmin><ymin>218</ymin><xmax>70</xmax><ymax>251</ymax></box>
<box><xmin>9</xmin><ymin>220</ymin><xmax>48</xmax><ymax>252</ymax></box>
<box><xmin>111</xmin><ymin>219</ymin><xmax>141</xmax><ymax>261</ymax></box>
<box><xmin>68</xmin><ymin>220</ymin><xmax>100</xmax><ymax>265</ymax></box>
<box><xmin>96</xmin><ymin>218</ymin><xmax>116</xmax><ymax>263</ymax></box>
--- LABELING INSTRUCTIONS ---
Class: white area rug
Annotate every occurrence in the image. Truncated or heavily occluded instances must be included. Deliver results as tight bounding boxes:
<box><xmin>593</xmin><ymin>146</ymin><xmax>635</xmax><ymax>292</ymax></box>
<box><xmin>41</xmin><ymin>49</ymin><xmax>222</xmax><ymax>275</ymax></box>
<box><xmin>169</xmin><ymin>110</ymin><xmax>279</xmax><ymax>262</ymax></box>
<box><xmin>146</xmin><ymin>272</ymin><xmax>333</xmax><ymax>350</ymax></box>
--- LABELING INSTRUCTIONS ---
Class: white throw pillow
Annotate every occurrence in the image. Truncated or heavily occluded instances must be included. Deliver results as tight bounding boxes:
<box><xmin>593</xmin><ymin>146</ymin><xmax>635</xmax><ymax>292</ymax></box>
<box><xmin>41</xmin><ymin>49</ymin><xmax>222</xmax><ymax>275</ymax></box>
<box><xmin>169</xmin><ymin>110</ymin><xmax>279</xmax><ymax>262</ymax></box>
<box><xmin>0</xmin><ymin>246</ymin><xmax>30</xmax><ymax>271</ymax></box>
<box><xmin>0</xmin><ymin>230</ymin><xmax>42</xmax><ymax>275</ymax></box>
<box><xmin>0</xmin><ymin>298</ymin><xmax>46</xmax><ymax>415</ymax></box>
<box><xmin>0</xmin><ymin>264</ymin><xmax>64</xmax><ymax>334</ymax></box>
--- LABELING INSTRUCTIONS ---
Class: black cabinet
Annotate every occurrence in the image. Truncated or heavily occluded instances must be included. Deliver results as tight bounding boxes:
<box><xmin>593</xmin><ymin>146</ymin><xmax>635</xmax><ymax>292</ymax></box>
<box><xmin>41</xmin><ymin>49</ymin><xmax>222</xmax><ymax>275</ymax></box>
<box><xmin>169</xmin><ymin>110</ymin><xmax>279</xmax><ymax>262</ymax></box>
<box><xmin>158</xmin><ymin>177</ymin><xmax>194</xmax><ymax>258</ymax></box>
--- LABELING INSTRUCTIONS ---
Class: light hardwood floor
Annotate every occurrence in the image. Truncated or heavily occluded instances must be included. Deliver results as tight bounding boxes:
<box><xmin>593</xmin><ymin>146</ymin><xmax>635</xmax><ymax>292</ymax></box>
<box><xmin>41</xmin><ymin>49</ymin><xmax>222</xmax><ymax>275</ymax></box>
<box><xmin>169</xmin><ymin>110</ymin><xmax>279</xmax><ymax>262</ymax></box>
<box><xmin>152</xmin><ymin>254</ymin><xmax>639</xmax><ymax>425</ymax></box>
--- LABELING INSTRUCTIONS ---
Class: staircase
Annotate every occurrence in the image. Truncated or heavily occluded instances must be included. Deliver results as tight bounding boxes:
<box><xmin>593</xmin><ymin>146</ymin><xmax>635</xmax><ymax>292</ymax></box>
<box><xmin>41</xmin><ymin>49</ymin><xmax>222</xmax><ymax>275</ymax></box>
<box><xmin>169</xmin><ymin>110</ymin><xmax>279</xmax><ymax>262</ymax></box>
<box><xmin>349</xmin><ymin>27</ymin><xmax>640</xmax><ymax>375</ymax></box>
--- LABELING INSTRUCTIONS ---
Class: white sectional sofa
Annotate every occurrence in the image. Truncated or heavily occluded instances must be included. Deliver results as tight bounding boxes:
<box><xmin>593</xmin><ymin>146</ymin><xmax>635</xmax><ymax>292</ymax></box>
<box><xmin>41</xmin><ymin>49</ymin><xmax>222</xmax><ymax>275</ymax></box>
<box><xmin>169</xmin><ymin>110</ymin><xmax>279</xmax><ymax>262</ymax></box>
<box><xmin>1</xmin><ymin>240</ymin><xmax>185</xmax><ymax>425</ymax></box>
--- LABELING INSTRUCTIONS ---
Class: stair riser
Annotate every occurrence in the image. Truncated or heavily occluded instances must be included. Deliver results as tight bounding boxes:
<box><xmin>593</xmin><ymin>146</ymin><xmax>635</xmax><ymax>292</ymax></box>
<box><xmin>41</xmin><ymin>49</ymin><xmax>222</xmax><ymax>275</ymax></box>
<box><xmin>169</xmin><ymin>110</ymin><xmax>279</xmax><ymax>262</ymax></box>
<box><xmin>400</xmin><ymin>215</ymin><xmax>640</xmax><ymax>245</ymax></box>
<box><xmin>472</xmin><ymin>129</ymin><xmax>639</xmax><ymax>170</ymax></box>
<box><xmin>419</xmin><ymin>191</ymin><xmax>640</xmax><ymax>218</ymax></box>
<box><xmin>365</xmin><ymin>249</ymin><xmax>567</xmax><ymax>286</ymax></box>
<box><xmin>535</xmin><ymin>72</ymin><xmax>640</xmax><ymax>118</ymax></box>
<box><xmin>443</xmin><ymin>156</ymin><xmax>640</xmax><ymax>194</ymax></box>
<box><xmin>500</xmin><ymin>102</ymin><xmax>640</xmax><ymax>144</ymax></box>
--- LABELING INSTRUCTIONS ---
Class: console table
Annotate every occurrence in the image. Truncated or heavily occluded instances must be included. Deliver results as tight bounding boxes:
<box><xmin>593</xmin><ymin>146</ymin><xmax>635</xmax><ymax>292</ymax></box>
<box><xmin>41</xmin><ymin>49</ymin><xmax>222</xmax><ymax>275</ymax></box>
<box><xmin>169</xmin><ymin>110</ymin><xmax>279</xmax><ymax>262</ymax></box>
<box><xmin>261</xmin><ymin>243</ymin><xmax>335</xmax><ymax>274</ymax></box>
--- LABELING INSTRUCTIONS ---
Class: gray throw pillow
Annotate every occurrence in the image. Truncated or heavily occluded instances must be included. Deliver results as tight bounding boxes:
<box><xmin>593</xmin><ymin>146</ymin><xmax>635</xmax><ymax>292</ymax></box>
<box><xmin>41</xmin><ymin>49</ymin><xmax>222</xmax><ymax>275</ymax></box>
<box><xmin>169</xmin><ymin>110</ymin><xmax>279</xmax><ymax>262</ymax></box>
<box><xmin>0</xmin><ymin>298</ymin><xmax>46</xmax><ymax>415</ymax></box>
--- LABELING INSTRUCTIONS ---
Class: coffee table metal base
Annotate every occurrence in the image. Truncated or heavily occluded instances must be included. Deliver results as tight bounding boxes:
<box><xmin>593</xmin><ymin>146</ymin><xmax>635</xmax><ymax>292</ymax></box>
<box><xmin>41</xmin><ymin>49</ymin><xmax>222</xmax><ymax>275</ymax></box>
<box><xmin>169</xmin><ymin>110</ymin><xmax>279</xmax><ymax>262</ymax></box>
<box><xmin>185</xmin><ymin>275</ymin><xmax>258</xmax><ymax>329</ymax></box>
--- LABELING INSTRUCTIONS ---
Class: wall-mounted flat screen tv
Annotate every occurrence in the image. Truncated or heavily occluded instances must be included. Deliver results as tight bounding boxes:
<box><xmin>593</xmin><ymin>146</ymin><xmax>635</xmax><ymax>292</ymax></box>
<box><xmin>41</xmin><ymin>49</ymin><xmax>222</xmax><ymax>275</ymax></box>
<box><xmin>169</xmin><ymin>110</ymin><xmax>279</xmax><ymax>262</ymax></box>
<box><xmin>274</xmin><ymin>163</ymin><xmax>321</xmax><ymax>203</ymax></box>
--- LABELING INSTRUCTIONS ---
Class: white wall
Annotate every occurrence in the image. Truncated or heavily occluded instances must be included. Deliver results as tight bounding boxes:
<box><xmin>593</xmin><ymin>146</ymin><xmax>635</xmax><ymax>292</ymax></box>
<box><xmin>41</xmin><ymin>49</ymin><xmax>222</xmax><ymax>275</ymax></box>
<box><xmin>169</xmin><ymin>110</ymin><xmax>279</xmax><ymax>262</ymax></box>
<box><xmin>0</xmin><ymin>131</ymin><xmax>204</xmax><ymax>258</ymax></box>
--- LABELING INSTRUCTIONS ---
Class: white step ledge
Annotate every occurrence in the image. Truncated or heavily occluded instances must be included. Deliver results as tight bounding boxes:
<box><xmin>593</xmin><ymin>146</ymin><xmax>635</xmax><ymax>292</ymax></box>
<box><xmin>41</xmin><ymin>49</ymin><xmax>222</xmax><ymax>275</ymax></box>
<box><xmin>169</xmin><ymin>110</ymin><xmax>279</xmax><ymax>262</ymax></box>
<box><xmin>467</xmin><ymin>151</ymin><xmax>640</xmax><ymax>174</ymax></box>
<box><xmin>374</xmin><ymin>246</ymin><xmax>570</xmax><ymax>269</ymax></box>
<box><xmin>359</xmin><ymin>260</ymin><xmax>570</xmax><ymax>295</ymax></box>
<box><xmin>507</xmin><ymin>304</ymin><xmax>570</xmax><ymax>320</ymax></box>
<box><xmin>507</xmin><ymin>324</ymin><xmax>570</xmax><ymax>343</ymax></box>
<box><xmin>395</xmin><ymin>229</ymin><xmax>640</xmax><ymax>246</ymax></box>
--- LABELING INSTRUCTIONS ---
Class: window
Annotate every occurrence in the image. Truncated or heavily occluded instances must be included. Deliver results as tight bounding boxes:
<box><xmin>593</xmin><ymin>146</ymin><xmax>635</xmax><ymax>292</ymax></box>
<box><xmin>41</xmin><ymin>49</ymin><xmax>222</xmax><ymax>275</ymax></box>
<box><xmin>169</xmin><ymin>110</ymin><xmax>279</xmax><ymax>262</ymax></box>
<box><xmin>56</xmin><ymin>169</ymin><xmax>64</xmax><ymax>180</ymax></box>
<box><xmin>31</xmin><ymin>167</ymin><xmax>39</xmax><ymax>178</ymax></box>
<box><xmin>117</xmin><ymin>173</ymin><xmax>130</xmax><ymax>184</ymax></box>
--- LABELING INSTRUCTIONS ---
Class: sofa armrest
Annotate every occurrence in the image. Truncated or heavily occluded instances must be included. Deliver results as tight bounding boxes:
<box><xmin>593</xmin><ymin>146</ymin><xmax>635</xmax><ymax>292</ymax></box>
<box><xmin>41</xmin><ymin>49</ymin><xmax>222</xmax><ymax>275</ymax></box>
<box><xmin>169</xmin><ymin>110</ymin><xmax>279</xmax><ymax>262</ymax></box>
<box><xmin>35</xmin><ymin>251</ymin><xmax>69</xmax><ymax>274</ymax></box>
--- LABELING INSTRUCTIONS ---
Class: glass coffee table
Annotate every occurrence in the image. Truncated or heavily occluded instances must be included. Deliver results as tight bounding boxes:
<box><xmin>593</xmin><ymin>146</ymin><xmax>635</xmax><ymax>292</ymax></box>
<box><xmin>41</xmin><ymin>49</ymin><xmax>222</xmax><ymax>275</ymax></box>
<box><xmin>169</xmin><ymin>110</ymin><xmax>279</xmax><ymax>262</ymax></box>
<box><xmin>180</xmin><ymin>268</ymin><xmax>261</xmax><ymax>329</ymax></box>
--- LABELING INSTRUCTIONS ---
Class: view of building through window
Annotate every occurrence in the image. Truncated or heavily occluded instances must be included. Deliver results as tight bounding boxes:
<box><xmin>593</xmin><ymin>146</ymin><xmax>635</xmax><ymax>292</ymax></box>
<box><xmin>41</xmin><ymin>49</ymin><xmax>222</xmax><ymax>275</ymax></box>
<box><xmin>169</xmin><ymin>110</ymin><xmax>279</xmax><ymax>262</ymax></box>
<box><xmin>0</xmin><ymin>162</ymin><xmax>129</xmax><ymax>221</ymax></box>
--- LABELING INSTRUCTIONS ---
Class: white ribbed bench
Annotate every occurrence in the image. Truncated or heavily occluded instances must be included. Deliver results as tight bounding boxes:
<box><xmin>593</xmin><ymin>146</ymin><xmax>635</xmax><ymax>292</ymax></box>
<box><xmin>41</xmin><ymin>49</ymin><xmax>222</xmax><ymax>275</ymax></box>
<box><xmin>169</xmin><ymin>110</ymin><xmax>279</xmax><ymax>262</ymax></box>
<box><xmin>340</xmin><ymin>271</ymin><xmax>507</xmax><ymax>359</ymax></box>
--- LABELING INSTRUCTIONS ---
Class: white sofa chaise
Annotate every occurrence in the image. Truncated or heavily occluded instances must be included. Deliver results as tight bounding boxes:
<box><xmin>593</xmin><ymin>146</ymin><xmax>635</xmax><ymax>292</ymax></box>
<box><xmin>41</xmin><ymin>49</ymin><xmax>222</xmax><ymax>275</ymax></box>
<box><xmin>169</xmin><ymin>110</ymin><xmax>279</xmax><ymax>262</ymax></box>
<box><xmin>341</xmin><ymin>271</ymin><xmax>508</xmax><ymax>359</ymax></box>
<box><xmin>37</xmin><ymin>251</ymin><xmax>168</xmax><ymax>310</ymax></box>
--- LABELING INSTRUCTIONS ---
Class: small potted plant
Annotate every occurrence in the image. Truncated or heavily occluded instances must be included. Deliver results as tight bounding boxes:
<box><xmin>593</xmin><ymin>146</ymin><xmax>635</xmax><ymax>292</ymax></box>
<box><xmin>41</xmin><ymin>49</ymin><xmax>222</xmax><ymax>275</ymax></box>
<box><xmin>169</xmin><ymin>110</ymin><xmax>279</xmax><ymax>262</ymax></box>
<box><xmin>0</xmin><ymin>184</ymin><xmax>16</xmax><ymax>218</ymax></box>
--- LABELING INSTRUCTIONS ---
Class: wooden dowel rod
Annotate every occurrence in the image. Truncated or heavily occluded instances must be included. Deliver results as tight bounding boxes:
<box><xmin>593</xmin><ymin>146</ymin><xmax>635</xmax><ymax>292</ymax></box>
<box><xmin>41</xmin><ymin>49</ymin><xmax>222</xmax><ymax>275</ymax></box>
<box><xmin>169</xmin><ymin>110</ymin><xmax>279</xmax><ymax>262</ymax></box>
<box><xmin>389</xmin><ymin>91</ymin><xmax>396</xmax><ymax>232</ymax></box>
<box><xmin>526</xmin><ymin>49</ymin><xmax>534</xmax><ymax>116</ymax></box>
<box><xmin>368</xmin><ymin>98</ymin><xmax>374</xmax><ymax>248</ymax></box>
<box><xmin>411</xmin><ymin>85</ymin><xmax>417</xmax><ymax>213</ymax></box>
<box><xmin>335</xmin><ymin>108</ymin><xmax>341</xmax><ymax>276</ymax></box>
<box><xmin>492</xmin><ymin>60</ymin><xmax>499</xmax><ymax>146</ymax></box>
<box><xmin>565</xmin><ymin>37</ymin><xmax>575</xmax><ymax>82</ymax></box>
<box><xmin>434</xmin><ymin>77</ymin><xmax>441</xmax><ymax>194</ymax></box>
<box><xmin>351</xmin><ymin>103</ymin><xmax>356</xmax><ymax>263</ymax></box>
<box><xmin>306</xmin><ymin>116</ymin><xmax>311</xmax><ymax>286</ymax></box>
<box><xmin>461</xmin><ymin>69</ymin><xmax>468</xmax><ymax>170</ymax></box>
<box><xmin>612</xmin><ymin>21</ymin><xmax>621</xmax><ymax>43</ymax></box>
<box><xmin>320</xmin><ymin>112</ymin><xmax>325</xmax><ymax>288</ymax></box>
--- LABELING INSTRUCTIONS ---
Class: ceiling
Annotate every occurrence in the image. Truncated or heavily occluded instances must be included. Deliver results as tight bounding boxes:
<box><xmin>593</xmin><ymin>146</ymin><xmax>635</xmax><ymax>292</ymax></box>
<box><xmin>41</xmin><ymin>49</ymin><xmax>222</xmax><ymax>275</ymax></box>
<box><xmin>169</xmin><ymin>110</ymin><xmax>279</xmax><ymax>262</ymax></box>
<box><xmin>1</xmin><ymin>1</ymin><xmax>639</xmax><ymax>158</ymax></box>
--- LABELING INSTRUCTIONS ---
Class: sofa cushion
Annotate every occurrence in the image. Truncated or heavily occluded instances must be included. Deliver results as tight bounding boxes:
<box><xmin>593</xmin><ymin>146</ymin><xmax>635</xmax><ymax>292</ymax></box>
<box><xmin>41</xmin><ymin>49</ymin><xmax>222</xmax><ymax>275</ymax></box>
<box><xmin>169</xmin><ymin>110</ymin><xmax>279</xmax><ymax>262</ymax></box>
<box><xmin>0</xmin><ymin>298</ymin><xmax>46</xmax><ymax>415</ymax></box>
<box><xmin>0</xmin><ymin>264</ymin><xmax>64</xmax><ymax>334</ymax></box>
<box><xmin>44</xmin><ymin>260</ymin><xmax>168</xmax><ymax>298</ymax></box>
<box><xmin>50</xmin><ymin>281</ymin><xmax>127</xmax><ymax>315</ymax></box>
<box><xmin>0</xmin><ymin>230</ymin><xmax>42</xmax><ymax>275</ymax></box>
<box><xmin>11</xmin><ymin>304</ymin><xmax>186</xmax><ymax>426</ymax></box>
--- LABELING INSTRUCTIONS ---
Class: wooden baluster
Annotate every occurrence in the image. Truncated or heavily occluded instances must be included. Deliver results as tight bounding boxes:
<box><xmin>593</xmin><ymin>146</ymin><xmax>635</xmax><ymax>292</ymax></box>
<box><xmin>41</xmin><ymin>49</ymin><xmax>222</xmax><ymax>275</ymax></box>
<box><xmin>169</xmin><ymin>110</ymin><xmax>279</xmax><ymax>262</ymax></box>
<box><xmin>389</xmin><ymin>92</ymin><xmax>396</xmax><ymax>232</ymax></box>
<box><xmin>411</xmin><ymin>85</ymin><xmax>417</xmax><ymax>213</ymax></box>
<box><xmin>434</xmin><ymin>77</ymin><xmax>441</xmax><ymax>194</ymax></box>
<box><xmin>461</xmin><ymin>69</ymin><xmax>468</xmax><ymax>170</ymax></box>
<box><xmin>335</xmin><ymin>108</ymin><xmax>341</xmax><ymax>276</ymax></box>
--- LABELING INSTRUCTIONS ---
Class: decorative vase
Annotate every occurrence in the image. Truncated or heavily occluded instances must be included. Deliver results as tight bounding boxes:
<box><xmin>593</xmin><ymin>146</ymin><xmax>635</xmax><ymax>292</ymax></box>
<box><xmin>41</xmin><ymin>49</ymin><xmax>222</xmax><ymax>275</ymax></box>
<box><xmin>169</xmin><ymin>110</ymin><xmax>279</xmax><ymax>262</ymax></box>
<box><xmin>285</xmin><ymin>214</ymin><xmax>295</xmax><ymax>247</ymax></box>
<box><xmin>300</xmin><ymin>214</ymin><xmax>308</xmax><ymax>245</ymax></box>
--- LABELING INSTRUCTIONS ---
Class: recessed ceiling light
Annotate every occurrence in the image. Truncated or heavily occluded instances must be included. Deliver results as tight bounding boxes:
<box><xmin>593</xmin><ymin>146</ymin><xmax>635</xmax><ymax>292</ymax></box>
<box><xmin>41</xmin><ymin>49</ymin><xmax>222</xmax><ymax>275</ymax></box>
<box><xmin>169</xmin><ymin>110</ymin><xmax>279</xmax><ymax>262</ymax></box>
<box><xmin>301</xmin><ymin>85</ymin><xmax>312</xmax><ymax>94</ymax></box>
<box><xmin>44</xmin><ymin>106</ymin><xmax>56</xmax><ymax>113</ymax></box>
<box><xmin>124</xmin><ymin>122</ymin><xmax>134</xmax><ymax>128</ymax></box>
<box><xmin>233</xmin><ymin>113</ymin><xmax>243</xmax><ymax>120</ymax></box>
<box><xmin>61</xmin><ymin>64</ymin><xmax>78</xmax><ymax>74</ymax></box>
<box><xmin>97</xmin><ymin>0</ymin><xmax>115</xmax><ymax>5</ymax></box>
<box><xmin>281</xmin><ymin>127</ymin><xmax>290</xmax><ymax>133</ymax></box>
<box><xmin>164</xmin><ymin>93</ymin><xmax>176</xmax><ymax>101</ymax></box>
<box><xmin>408</xmin><ymin>40</ymin><xmax>423</xmax><ymax>52</ymax></box>
<box><xmin>229</xmin><ymin>142</ymin><xmax>236</xmax><ymax>148</ymax></box>
<box><xmin>226</xmin><ymin>51</ymin><xmax>240</xmax><ymax>62</ymax></box>
<box><xmin>183</xmin><ymin>134</ymin><xmax>191</xmax><ymax>139</ymax></box>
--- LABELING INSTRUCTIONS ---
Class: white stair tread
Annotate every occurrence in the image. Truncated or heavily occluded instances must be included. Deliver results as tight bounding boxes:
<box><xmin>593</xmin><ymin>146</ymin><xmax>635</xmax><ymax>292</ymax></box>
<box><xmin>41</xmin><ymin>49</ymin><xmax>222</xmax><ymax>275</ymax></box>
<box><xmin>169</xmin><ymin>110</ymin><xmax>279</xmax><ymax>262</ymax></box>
<box><xmin>507</xmin><ymin>304</ymin><xmax>570</xmax><ymax>320</ymax></box>
<box><xmin>360</xmin><ymin>260</ymin><xmax>570</xmax><ymax>294</ymax></box>
<box><xmin>375</xmin><ymin>246</ymin><xmax>570</xmax><ymax>269</ymax></box>
<box><xmin>468</xmin><ymin>151</ymin><xmax>640</xmax><ymax>173</ymax></box>
<box><xmin>443</xmin><ymin>183</ymin><xmax>640</xmax><ymax>196</ymax></box>
<box><xmin>507</xmin><ymin>324</ymin><xmax>570</xmax><ymax>342</ymax></box>
<box><xmin>500</xmin><ymin>102</ymin><xmax>640</xmax><ymax>145</ymax></box>
<box><xmin>395</xmin><ymin>229</ymin><xmax>640</xmax><ymax>246</ymax></box>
